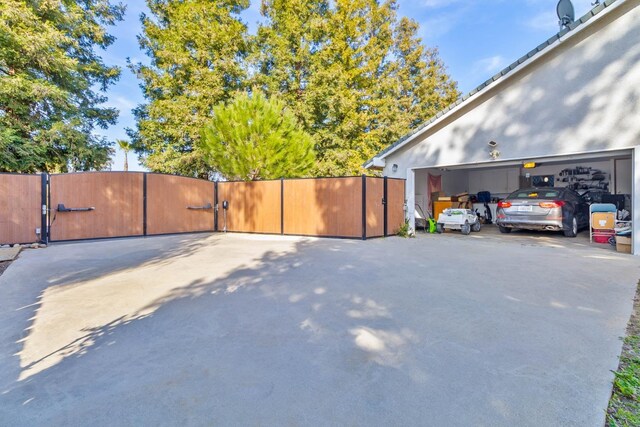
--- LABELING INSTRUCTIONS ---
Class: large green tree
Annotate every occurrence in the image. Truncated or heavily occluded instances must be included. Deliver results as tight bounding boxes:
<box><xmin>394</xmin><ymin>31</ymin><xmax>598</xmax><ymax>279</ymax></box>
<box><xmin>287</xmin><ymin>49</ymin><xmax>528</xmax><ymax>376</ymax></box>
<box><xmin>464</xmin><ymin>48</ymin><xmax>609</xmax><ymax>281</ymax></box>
<box><xmin>130</xmin><ymin>0</ymin><xmax>250</xmax><ymax>177</ymax></box>
<box><xmin>201</xmin><ymin>91</ymin><xmax>314</xmax><ymax>181</ymax></box>
<box><xmin>254</xmin><ymin>0</ymin><xmax>460</xmax><ymax>176</ymax></box>
<box><xmin>132</xmin><ymin>0</ymin><xmax>458</xmax><ymax>177</ymax></box>
<box><xmin>0</xmin><ymin>0</ymin><xmax>125</xmax><ymax>172</ymax></box>
<box><xmin>251</xmin><ymin>0</ymin><xmax>328</xmax><ymax>132</ymax></box>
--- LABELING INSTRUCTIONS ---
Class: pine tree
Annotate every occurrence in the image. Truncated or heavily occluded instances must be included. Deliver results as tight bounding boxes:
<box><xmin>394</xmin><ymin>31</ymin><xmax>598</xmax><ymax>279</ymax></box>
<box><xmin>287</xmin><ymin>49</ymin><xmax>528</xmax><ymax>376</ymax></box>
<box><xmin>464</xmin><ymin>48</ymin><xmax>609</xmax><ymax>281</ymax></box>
<box><xmin>200</xmin><ymin>91</ymin><xmax>315</xmax><ymax>181</ymax></box>
<box><xmin>130</xmin><ymin>0</ymin><xmax>250</xmax><ymax>178</ymax></box>
<box><xmin>0</xmin><ymin>0</ymin><xmax>125</xmax><ymax>172</ymax></box>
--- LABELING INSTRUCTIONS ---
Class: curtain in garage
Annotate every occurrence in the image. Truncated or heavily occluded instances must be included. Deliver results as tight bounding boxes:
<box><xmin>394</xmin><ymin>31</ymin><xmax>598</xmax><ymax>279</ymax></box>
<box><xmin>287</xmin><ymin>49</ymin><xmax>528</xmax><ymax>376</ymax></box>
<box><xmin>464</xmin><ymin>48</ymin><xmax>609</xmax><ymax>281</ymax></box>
<box><xmin>427</xmin><ymin>174</ymin><xmax>442</xmax><ymax>214</ymax></box>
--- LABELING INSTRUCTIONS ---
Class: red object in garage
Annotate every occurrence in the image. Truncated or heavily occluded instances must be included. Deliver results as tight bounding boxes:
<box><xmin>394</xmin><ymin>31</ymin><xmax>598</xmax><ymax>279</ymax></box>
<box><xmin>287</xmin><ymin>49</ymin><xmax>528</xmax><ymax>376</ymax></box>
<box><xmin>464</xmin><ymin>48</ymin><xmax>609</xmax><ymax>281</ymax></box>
<box><xmin>593</xmin><ymin>230</ymin><xmax>615</xmax><ymax>244</ymax></box>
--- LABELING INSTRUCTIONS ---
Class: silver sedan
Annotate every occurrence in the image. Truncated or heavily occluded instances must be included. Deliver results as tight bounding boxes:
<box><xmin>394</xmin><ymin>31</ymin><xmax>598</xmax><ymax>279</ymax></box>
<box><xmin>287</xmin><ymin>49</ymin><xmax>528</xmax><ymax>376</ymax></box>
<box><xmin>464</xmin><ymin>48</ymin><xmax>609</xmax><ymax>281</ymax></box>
<box><xmin>496</xmin><ymin>188</ymin><xmax>590</xmax><ymax>237</ymax></box>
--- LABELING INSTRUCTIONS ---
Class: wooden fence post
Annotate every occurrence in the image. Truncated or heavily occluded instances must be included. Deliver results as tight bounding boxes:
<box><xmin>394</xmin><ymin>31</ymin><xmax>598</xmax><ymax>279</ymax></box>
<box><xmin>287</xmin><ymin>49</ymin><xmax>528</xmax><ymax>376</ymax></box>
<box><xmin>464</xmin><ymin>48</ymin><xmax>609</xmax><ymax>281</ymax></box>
<box><xmin>143</xmin><ymin>173</ymin><xmax>148</xmax><ymax>236</ymax></box>
<box><xmin>280</xmin><ymin>177</ymin><xmax>284</xmax><ymax>235</ymax></box>
<box><xmin>362</xmin><ymin>174</ymin><xmax>367</xmax><ymax>240</ymax></box>
<box><xmin>383</xmin><ymin>176</ymin><xmax>388</xmax><ymax>237</ymax></box>
<box><xmin>40</xmin><ymin>173</ymin><xmax>48</xmax><ymax>244</ymax></box>
<box><xmin>214</xmin><ymin>181</ymin><xmax>219</xmax><ymax>232</ymax></box>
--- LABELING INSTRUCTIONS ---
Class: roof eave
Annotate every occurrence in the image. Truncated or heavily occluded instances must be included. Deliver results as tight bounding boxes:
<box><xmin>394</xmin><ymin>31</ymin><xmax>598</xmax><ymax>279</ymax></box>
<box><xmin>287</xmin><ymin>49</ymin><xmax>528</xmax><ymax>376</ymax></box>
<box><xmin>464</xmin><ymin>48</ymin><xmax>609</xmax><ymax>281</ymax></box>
<box><xmin>364</xmin><ymin>0</ymin><xmax>622</xmax><ymax>169</ymax></box>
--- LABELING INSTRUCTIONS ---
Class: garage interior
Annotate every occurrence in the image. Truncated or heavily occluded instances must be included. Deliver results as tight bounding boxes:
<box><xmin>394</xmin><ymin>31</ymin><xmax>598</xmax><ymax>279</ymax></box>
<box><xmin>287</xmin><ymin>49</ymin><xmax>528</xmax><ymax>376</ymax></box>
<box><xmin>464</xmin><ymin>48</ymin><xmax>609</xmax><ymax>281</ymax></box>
<box><xmin>413</xmin><ymin>151</ymin><xmax>633</xmax><ymax>252</ymax></box>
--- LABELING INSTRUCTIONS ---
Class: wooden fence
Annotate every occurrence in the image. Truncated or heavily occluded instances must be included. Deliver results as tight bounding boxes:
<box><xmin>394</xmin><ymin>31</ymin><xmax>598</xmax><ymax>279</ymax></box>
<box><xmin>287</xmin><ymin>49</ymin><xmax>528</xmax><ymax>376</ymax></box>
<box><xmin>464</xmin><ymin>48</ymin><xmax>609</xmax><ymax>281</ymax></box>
<box><xmin>282</xmin><ymin>177</ymin><xmax>363</xmax><ymax>238</ymax></box>
<box><xmin>217</xmin><ymin>180</ymin><xmax>281</xmax><ymax>234</ymax></box>
<box><xmin>0</xmin><ymin>173</ymin><xmax>405</xmax><ymax>244</ymax></box>
<box><xmin>50</xmin><ymin>172</ymin><xmax>145</xmax><ymax>241</ymax></box>
<box><xmin>220</xmin><ymin>176</ymin><xmax>405</xmax><ymax>239</ymax></box>
<box><xmin>0</xmin><ymin>174</ymin><xmax>44</xmax><ymax>244</ymax></box>
<box><xmin>146</xmin><ymin>174</ymin><xmax>215</xmax><ymax>236</ymax></box>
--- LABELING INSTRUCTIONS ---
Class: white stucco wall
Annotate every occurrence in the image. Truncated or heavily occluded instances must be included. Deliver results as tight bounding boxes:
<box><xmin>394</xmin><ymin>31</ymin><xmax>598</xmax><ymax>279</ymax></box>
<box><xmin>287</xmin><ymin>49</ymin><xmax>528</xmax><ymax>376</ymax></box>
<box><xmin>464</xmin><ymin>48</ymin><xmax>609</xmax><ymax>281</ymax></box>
<box><xmin>381</xmin><ymin>0</ymin><xmax>640</xmax><ymax>178</ymax></box>
<box><xmin>379</xmin><ymin>0</ymin><xmax>640</xmax><ymax>254</ymax></box>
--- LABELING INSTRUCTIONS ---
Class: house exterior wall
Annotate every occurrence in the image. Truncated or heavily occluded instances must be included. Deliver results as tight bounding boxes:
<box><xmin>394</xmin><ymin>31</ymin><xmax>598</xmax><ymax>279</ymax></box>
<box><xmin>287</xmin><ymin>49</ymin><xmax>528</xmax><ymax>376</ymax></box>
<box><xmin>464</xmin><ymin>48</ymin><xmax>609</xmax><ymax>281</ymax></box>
<box><xmin>382</xmin><ymin>0</ymin><xmax>640</xmax><ymax>179</ymax></box>
<box><xmin>377</xmin><ymin>0</ymin><xmax>640</xmax><ymax>253</ymax></box>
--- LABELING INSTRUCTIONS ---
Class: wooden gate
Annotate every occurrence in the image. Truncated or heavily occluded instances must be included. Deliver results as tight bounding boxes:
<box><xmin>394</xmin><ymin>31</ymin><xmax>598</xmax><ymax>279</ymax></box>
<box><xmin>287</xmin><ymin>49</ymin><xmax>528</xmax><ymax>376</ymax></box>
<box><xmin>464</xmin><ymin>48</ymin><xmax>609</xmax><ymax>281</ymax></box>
<box><xmin>0</xmin><ymin>174</ymin><xmax>44</xmax><ymax>244</ymax></box>
<box><xmin>217</xmin><ymin>176</ymin><xmax>405</xmax><ymax>239</ymax></box>
<box><xmin>283</xmin><ymin>177</ymin><xmax>363</xmax><ymax>238</ymax></box>
<box><xmin>366</xmin><ymin>177</ymin><xmax>384</xmax><ymax>238</ymax></box>
<box><xmin>217</xmin><ymin>180</ymin><xmax>281</xmax><ymax>234</ymax></box>
<box><xmin>386</xmin><ymin>178</ymin><xmax>406</xmax><ymax>235</ymax></box>
<box><xmin>49</xmin><ymin>172</ymin><xmax>144</xmax><ymax>241</ymax></box>
<box><xmin>9</xmin><ymin>172</ymin><xmax>403</xmax><ymax>243</ymax></box>
<box><xmin>146</xmin><ymin>174</ymin><xmax>215</xmax><ymax>235</ymax></box>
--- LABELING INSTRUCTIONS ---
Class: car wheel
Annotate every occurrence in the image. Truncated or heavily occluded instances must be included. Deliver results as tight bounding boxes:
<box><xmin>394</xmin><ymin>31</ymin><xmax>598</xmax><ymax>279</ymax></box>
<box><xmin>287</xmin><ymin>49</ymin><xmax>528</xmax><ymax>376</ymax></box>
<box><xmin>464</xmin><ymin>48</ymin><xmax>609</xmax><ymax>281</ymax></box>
<box><xmin>461</xmin><ymin>221</ymin><xmax>471</xmax><ymax>235</ymax></box>
<box><xmin>436</xmin><ymin>224</ymin><xmax>444</xmax><ymax>234</ymax></box>
<box><xmin>564</xmin><ymin>215</ymin><xmax>578</xmax><ymax>238</ymax></box>
<box><xmin>472</xmin><ymin>221</ymin><xmax>481</xmax><ymax>232</ymax></box>
<box><xmin>498</xmin><ymin>225</ymin><xmax>512</xmax><ymax>234</ymax></box>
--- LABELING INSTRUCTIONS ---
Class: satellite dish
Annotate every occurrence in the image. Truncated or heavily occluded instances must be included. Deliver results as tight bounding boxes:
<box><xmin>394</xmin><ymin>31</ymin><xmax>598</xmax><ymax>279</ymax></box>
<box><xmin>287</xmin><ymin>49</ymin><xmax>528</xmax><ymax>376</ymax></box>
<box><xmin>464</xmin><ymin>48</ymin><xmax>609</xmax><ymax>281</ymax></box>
<box><xmin>557</xmin><ymin>0</ymin><xmax>575</xmax><ymax>29</ymax></box>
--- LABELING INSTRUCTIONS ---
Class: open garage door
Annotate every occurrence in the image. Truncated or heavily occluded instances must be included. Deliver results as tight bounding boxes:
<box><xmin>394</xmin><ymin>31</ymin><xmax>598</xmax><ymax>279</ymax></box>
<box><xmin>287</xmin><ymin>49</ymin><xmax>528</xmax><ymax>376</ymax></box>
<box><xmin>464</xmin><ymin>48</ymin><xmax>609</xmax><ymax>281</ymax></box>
<box><xmin>412</xmin><ymin>150</ymin><xmax>634</xmax><ymax>253</ymax></box>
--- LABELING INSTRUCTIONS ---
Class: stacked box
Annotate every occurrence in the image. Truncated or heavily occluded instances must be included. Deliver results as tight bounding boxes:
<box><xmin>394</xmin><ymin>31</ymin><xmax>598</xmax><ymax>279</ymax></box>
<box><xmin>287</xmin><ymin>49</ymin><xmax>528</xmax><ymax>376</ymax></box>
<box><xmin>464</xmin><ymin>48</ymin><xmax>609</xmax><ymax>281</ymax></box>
<box><xmin>616</xmin><ymin>236</ymin><xmax>632</xmax><ymax>254</ymax></box>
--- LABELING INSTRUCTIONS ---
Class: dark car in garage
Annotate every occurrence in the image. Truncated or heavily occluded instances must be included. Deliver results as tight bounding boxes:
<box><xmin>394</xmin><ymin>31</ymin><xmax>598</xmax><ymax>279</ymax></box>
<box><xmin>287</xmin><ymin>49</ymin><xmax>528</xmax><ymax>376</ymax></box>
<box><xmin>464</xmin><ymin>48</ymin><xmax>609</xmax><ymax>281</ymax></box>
<box><xmin>496</xmin><ymin>188</ymin><xmax>590</xmax><ymax>237</ymax></box>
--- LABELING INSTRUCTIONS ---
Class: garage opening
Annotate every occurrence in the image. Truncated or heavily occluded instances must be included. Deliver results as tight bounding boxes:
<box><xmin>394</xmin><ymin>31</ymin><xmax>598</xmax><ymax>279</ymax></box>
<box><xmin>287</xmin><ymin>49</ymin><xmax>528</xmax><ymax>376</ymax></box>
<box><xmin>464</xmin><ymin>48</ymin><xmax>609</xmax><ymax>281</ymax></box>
<box><xmin>413</xmin><ymin>151</ymin><xmax>633</xmax><ymax>252</ymax></box>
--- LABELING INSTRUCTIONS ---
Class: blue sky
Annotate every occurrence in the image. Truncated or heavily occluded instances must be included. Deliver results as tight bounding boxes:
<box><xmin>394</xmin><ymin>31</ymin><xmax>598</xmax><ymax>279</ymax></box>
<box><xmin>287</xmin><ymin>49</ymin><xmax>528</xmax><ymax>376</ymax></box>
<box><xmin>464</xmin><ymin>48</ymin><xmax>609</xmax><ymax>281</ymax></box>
<box><xmin>102</xmin><ymin>0</ymin><xmax>596</xmax><ymax>171</ymax></box>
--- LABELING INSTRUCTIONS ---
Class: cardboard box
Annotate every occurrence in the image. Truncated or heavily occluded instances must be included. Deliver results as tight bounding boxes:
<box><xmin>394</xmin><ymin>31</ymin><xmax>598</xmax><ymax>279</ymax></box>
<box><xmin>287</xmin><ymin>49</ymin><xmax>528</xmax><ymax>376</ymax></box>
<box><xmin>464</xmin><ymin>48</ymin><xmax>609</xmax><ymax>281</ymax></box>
<box><xmin>616</xmin><ymin>235</ymin><xmax>632</xmax><ymax>254</ymax></box>
<box><xmin>438</xmin><ymin>196</ymin><xmax>452</xmax><ymax>202</ymax></box>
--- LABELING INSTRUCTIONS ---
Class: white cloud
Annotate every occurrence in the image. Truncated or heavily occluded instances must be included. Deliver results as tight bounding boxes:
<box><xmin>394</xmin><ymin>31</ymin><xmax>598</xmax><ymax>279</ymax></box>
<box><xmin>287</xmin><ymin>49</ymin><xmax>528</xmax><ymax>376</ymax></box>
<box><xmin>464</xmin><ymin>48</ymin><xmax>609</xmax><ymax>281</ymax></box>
<box><xmin>526</xmin><ymin>10</ymin><xmax>559</xmax><ymax>32</ymax></box>
<box><xmin>107</xmin><ymin>95</ymin><xmax>136</xmax><ymax>111</ymax></box>
<box><xmin>422</xmin><ymin>0</ymin><xmax>457</xmax><ymax>7</ymax></box>
<box><xmin>420</xmin><ymin>13</ymin><xmax>460</xmax><ymax>39</ymax></box>
<box><xmin>472</xmin><ymin>55</ymin><xmax>507</xmax><ymax>76</ymax></box>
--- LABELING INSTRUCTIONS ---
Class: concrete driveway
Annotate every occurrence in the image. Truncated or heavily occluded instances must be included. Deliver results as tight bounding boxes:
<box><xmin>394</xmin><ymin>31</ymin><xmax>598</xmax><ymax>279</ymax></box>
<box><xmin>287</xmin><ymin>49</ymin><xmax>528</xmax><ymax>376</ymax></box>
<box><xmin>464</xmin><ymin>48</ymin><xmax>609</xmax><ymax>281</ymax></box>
<box><xmin>0</xmin><ymin>232</ymin><xmax>637</xmax><ymax>426</ymax></box>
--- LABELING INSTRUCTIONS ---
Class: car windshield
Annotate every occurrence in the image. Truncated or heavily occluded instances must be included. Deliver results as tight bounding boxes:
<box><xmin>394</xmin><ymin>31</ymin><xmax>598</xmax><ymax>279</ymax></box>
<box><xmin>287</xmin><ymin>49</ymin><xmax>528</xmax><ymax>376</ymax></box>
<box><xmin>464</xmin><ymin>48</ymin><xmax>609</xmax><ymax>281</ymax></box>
<box><xmin>510</xmin><ymin>190</ymin><xmax>560</xmax><ymax>199</ymax></box>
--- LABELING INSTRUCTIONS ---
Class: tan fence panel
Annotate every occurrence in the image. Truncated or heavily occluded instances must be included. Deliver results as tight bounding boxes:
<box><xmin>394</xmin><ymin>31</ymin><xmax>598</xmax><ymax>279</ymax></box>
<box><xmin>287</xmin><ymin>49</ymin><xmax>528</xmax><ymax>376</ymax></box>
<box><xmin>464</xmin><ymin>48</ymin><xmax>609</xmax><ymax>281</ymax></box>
<box><xmin>0</xmin><ymin>174</ymin><xmax>42</xmax><ymax>244</ymax></box>
<box><xmin>387</xmin><ymin>179</ymin><xmax>406</xmax><ymax>235</ymax></box>
<box><xmin>146</xmin><ymin>174</ymin><xmax>215</xmax><ymax>235</ymax></box>
<box><xmin>366</xmin><ymin>177</ymin><xmax>384</xmax><ymax>237</ymax></box>
<box><xmin>50</xmin><ymin>172</ymin><xmax>144</xmax><ymax>241</ymax></box>
<box><xmin>218</xmin><ymin>180</ymin><xmax>281</xmax><ymax>234</ymax></box>
<box><xmin>284</xmin><ymin>177</ymin><xmax>362</xmax><ymax>238</ymax></box>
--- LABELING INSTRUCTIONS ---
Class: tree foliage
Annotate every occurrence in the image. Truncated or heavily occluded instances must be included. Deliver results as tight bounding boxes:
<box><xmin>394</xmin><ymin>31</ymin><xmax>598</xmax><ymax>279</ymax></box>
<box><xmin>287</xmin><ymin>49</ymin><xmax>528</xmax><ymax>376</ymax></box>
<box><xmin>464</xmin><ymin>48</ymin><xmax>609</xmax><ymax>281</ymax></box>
<box><xmin>0</xmin><ymin>0</ymin><xmax>124</xmax><ymax>172</ymax></box>
<box><xmin>129</xmin><ymin>0</ymin><xmax>250</xmax><ymax>177</ymax></box>
<box><xmin>132</xmin><ymin>0</ymin><xmax>459</xmax><ymax>177</ymax></box>
<box><xmin>200</xmin><ymin>91</ymin><xmax>314</xmax><ymax>181</ymax></box>
<box><xmin>254</xmin><ymin>0</ymin><xmax>460</xmax><ymax>176</ymax></box>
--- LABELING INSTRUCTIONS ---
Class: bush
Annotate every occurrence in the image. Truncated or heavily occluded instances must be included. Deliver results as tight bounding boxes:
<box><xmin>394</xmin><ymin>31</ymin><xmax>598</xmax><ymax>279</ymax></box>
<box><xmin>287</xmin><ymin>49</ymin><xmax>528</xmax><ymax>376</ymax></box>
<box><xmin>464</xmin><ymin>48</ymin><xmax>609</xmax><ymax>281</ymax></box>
<box><xmin>397</xmin><ymin>220</ymin><xmax>414</xmax><ymax>238</ymax></box>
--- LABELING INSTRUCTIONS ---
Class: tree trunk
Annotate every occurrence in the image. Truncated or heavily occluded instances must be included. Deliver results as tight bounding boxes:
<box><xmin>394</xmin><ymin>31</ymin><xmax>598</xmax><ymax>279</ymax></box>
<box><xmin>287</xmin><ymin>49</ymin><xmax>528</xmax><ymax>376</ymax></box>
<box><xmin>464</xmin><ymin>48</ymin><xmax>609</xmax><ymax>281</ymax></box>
<box><xmin>123</xmin><ymin>152</ymin><xmax>128</xmax><ymax>172</ymax></box>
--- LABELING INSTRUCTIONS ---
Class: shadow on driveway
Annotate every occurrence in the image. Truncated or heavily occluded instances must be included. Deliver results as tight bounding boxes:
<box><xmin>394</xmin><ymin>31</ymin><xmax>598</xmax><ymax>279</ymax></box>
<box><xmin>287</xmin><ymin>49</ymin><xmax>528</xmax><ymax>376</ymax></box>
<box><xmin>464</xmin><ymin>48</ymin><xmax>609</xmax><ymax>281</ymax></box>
<box><xmin>0</xmin><ymin>232</ymin><xmax>638</xmax><ymax>426</ymax></box>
